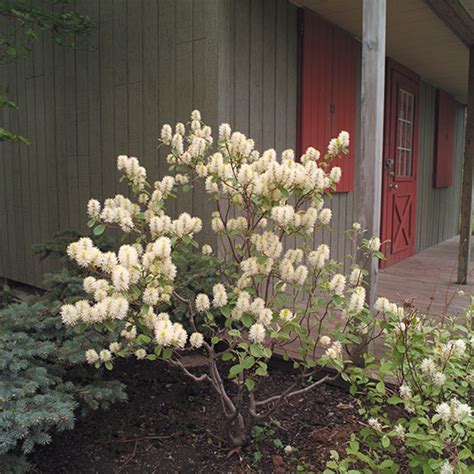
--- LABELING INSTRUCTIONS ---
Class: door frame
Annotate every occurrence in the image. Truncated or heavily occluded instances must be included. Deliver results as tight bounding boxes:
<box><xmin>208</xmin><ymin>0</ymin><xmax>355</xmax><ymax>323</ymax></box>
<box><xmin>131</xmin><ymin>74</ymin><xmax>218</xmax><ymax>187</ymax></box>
<box><xmin>381</xmin><ymin>59</ymin><xmax>421</xmax><ymax>268</ymax></box>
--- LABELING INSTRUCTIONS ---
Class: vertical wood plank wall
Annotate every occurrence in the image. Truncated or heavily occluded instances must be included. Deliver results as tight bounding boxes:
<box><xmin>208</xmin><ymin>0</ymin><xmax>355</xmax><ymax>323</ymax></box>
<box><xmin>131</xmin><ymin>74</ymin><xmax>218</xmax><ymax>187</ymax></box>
<box><xmin>0</xmin><ymin>0</ymin><xmax>466</xmax><ymax>289</ymax></box>
<box><xmin>218</xmin><ymin>0</ymin><xmax>361</xmax><ymax>269</ymax></box>
<box><xmin>415</xmin><ymin>82</ymin><xmax>465</xmax><ymax>252</ymax></box>
<box><xmin>0</xmin><ymin>0</ymin><xmax>219</xmax><ymax>288</ymax></box>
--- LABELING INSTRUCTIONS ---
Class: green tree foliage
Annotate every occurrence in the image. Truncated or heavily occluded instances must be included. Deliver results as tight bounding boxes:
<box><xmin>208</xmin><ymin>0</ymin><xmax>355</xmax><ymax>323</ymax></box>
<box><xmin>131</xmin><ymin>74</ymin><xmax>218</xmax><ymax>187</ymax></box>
<box><xmin>0</xmin><ymin>0</ymin><xmax>93</xmax><ymax>144</ymax></box>
<box><xmin>0</xmin><ymin>231</ymin><xmax>126</xmax><ymax>472</ymax></box>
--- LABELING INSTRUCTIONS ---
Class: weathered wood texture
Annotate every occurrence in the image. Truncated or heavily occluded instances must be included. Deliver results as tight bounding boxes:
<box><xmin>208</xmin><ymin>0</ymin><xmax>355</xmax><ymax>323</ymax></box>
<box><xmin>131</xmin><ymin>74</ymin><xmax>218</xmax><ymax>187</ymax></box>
<box><xmin>415</xmin><ymin>82</ymin><xmax>465</xmax><ymax>252</ymax></box>
<box><xmin>359</xmin><ymin>0</ymin><xmax>386</xmax><ymax>306</ymax></box>
<box><xmin>0</xmin><ymin>0</ymin><xmax>219</xmax><ymax>287</ymax></box>
<box><xmin>457</xmin><ymin>46</ymin><xmax>474</xmax><ymax>284</ymax></box>
<box><xmin>0</xmin><ymin>0</ymin><xmax>468</xmax><ymax>289</ymax></box>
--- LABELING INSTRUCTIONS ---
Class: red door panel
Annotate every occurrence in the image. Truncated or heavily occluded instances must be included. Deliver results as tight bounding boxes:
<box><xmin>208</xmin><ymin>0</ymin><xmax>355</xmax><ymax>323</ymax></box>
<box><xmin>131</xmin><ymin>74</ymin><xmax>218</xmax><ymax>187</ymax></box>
<box><xmin>299</xmin><ymin>10</ymin><xmax>357</xmax><ymax>192</ymax></box>
<box><xmin>381</xmin><ymin>61</ymin><xmax>420</xmax><ymax>268</ymax></box>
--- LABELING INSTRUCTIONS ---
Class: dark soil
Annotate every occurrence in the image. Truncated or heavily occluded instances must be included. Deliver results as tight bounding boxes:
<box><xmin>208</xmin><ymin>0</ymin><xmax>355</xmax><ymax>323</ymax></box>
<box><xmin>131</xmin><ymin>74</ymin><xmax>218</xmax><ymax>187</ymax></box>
<box><xmin>31</xmin><ymin>359</ymin><xmax>363</xmax><ymax>473</ymax></box>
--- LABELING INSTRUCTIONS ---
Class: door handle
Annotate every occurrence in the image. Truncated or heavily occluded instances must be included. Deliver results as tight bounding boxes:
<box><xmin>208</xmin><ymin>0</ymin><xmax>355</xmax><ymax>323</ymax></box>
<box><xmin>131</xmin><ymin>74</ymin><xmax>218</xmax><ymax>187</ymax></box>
<box><xmin>389</xmin><ymin>183</ymin><xmax>399</xmax><ymax>190</ymax></box>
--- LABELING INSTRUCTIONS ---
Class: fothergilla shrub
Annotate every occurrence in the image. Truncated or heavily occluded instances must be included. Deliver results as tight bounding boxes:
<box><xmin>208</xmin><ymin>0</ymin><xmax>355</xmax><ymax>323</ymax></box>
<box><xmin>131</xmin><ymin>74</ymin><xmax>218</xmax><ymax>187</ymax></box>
<box><xmin>60</xmin><ymin>110</ymin><xmax>398</xmax><ymax>447</ymax></box>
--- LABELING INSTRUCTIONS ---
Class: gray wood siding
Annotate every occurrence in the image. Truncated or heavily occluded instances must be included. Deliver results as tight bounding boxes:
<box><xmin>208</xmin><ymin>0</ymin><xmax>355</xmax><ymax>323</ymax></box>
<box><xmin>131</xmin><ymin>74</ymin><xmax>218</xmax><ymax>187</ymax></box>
<box><xmin>217</xmin><ymin>0</ymin><xmax>361</xmax><ymax>269</ymax></box>
<box><xmin>0</xmin><ymin>0</ymin><xmax>219</xmax><ymax>287</ymax></box>
<box><xmin>0</xmin><ymin>0</ymin><xmax>467</xmax><ymax>289</ymax></box>
<box><xmin>415</xmin><ymin>82</ymin><xmax>465</xmax><ymax>252</ymax></box>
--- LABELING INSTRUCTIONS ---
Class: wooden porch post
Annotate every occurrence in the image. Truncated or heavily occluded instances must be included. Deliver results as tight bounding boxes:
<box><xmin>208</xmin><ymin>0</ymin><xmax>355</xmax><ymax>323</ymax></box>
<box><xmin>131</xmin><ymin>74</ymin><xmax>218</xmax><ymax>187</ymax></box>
<box><xmin>359</xmin><ymin>0</ymin><xmax>386</xmax><ymax>306</ymax></box>
<box><xmin>457</xmin><ymin>46</ymin><xmax>474</xmax><ymax>285</ymax></box>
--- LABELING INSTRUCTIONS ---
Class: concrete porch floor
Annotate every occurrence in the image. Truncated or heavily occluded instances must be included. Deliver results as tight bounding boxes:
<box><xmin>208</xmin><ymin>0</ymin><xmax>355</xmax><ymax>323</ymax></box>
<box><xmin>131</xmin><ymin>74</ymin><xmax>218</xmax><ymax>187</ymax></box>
<box><xmin>377</xmin><ymin>236</ymin><xmax>473</xmax><ymax>317</ymax></box>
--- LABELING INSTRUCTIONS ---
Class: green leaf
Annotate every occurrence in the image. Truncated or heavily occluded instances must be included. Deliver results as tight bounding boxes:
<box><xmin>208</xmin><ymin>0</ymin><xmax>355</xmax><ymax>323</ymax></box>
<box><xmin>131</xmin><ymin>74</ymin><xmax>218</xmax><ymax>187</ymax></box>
<box><xmin>221</xmin><ymin>352</ymin><xmax>234</xmax><ymax>361</ymax></box>
<box><xmin>381</xmin><ymin>435</ymin><xmax>390</xmax><ymax>448</ymax></box>
<box><xmin>104</xmin><ymin>361</ymin><xmax>113</xmax><ymax>370</ymax></box>
<box><xmin>228</xmin><ymin>364</ymin><xmax>243</xmax><ymax>379</ymax></box>
<box><xmin>93</xmin><ymin>224</ymin><xmax>106</xmax><ymax>235</ymax></box>
<box><xmin>162</xmin><ymin>347</ymin><xmax>173</xmax><ymax>359</ymax></box>
<box><xmin>249</xmin><ymin>344</ymin><xmax>263</xmax><ymax>358</ymax></box>
<box><xmin>242</xmin><ymin>355</ymin><xmax>255</xmax><ymax>370</ymax></box>
<box><xmin>376</xmin><ymin>381</ymin><xmax>386</xmax><ymax>394</ymax></box>
<box><xmin>220</xmin><ymin>306</ymin><xmax>231</xmax><ymax>318</ymax></box>
<box><xmin>245</xmin><ymin>378</ymin><xmax>255</xmax><ymax>391</ymax></box>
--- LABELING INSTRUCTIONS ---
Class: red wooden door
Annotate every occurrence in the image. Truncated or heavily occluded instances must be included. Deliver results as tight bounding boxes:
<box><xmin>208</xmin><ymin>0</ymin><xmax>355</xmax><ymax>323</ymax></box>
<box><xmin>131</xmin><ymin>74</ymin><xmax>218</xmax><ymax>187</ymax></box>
<box><xmin>381</xmin><ymin>61</ymin><xmax>420</xmax><ymax>268</ymax></box>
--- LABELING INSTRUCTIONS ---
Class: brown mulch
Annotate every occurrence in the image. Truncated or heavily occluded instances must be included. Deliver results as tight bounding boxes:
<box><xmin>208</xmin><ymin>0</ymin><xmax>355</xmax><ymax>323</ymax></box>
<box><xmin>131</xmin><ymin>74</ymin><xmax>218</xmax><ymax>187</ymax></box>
<box><xmin>31</xmin><ymin>359</ymin><xmax>363</xmax><ymax>473</ymax></box>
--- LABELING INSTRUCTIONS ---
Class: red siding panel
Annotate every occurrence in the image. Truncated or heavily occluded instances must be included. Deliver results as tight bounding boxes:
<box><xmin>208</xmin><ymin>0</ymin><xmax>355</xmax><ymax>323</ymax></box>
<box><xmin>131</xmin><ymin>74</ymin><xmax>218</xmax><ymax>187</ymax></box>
<box><xmin>298</xmin><ymin>10</ymin><xmax>357</xmax><ymax>192</ymax></box>
<box><xmin>434</xmin><ymin>90</ymin><xmax>455</xmax><ymax>188</ymax></box>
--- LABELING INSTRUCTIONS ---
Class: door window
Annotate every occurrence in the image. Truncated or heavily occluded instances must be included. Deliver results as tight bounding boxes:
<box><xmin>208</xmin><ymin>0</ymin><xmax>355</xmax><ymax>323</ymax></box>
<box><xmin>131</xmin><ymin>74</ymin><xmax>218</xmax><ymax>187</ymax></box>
<box><xmin>395</xmin><ymin>88</ymin><xmax>415</xmax><ymax>178</ymax></box>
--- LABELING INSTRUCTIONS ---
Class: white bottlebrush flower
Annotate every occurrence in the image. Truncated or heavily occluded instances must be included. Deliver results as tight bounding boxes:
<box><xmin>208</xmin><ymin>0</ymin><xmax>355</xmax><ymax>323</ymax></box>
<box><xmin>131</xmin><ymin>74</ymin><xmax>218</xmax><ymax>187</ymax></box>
<box><xmin>143</xmin><ymin>287</ymin><xmax>160</xmax><ymax>305</ymax></box>
<box><xmin>348</xmin><ymin>286</ymin><xmax>366</xmax><ymax>313</ymax></box>
<box><xmin>432</xmin><ymin>371</ymin><xmax>447</xmax><ymax>386</ymax></box>
<box><xmin>368</xmin><ymin>417</ymin><xmax>382</xmax><ymax>432</ymax></box>
<box><xmin>87</xmin><ymin>199</ymin><xmax>101</xmax><ymax>219</ymax></box>
<box><xmin>112</xmin><ymin>265</ymin><xmax>130</xmax><ymax>291</ymax></box>
<box><xmin>349</xmin><ymin>268</ymin><xmax>362</xmax><ymax>286</ymax></box>
<box><xmin>420</xmin><ymin>357</ymin><xmax>437</xmax><ymax>375</ymax></box>
<box><xmin>83</xmin><ymin>276</ymin><xmax>97</xmax><ymax>294</ymax></box>
<box><xmin>212</xmin><ymin>283</ymin><xmax>228</xmax><ymax>308</ymax></box>
<box><xmin>135</xmin><ymin>348</ymin><xmax>147</xmax><ymax>360</ymax></box>
<box><xmin>435</xmin><ymin>402</ymin><xmax>451</xmax><ymax>422</ymax></box>
<box><xmin>294</xmin><ymin>265</ymin><xmax>308</xmax><ymax>286</ymax></box>
<box><xmin>318</xmin><ymin>208</ymin><xmax>332</xmax><ymax>225</ymax></box>
<box><xmin>329</xmin><ymin>274</ymin><xmax>346</xmax><ymax>296</ymax></box>
<box><xmin>201</xmin><ymin>244</ymin><xmax>213</xmax><ymax>255</ymax></box>
<box><xmin>352</xmin><ymin>222</ymin><xmax>361</xmax><ymax>231</ymax></box>
<box><xmin>374</xmin><ymin>296</ymin><xmax>390</xmax><ymax>312</ymax></box>
<box><xmin>258</xmin><ymin>308</ymin><xmax>273</xmax><ymax>326</ymax></box>
<box><xmin>161</xmin><ymin>124</ymin><xmax>173</xmax><ymax>143</ymax></box>
<box><xmin>99</xmin><ymin>251</ymin><xmax>118</xmax><ymax>273</ymax></box>
<box><xmin>451</xmin><ymin>399</ymin><xmax>472</xmax><ymax>423</ymax></box>
<box><xmin>191</xmin><ymin>109</ymin><xmax>201</xmax><ymax>121</ymax></box>
<box><xmin>190</xmin><ymin>332</ymin><xmax>204</xmax><ymax>349</ymax></box>
<box><xmin>85</xmin><ymin>349</ymin><xmax>99</xmax><ymax>364</ymax></box>
<box><xmin>325</xmin><ymin>341</ymin><xmax>342</xmax><ymax>360</ymax></box>
<box><xmin>338</xmin><ymin>130</ymin><xmax>350</xmax><ymax>148</ymax></box>
<box><xmin>283</xmin><ymin>445</ymin><xmax>294</xmax><ymax>455</ymax></box>
<box><xmin>118</xmin><ymin>244</ymin><xmax>139</xmax><ymax>269</ymax></box>
<box><xmin>195</xmin><ymin>293</ymin><xmax>210</xmax><ymax>312</ymax></box>
<box><xmin>152</xmin><ymin>236</ymin><xmax>172</xmax><ymax>259</ymax></box>
<box><xmin>329</xmin><ymin>166</ymin><xmax>342</xmax><ymax>183</ymax></box>
<box><xmin>60</xmin><ymin>304</ymin><xmax>79</xmax><ymax>326</ymax></box>
<box><xmin>320</xmin><ymin>335</ymin><xmax>331</xmax><ymax>347</ymax></box>
<box><xmin>121</xmin><ymin>325</ymin><xmax>137</xmax><ymax>341</ymax></box>
<box><xmin>393</xmin><ymin>424</ymin><xmax>405</xmax><ymax>440</ymax></box>
<box><xmin>249</xmin><ymin>323</ymin><xmax>266</xmax><ymax>344</ymax></box>
<box><xmin>308</xmin><ymin>244</ymin><xmax>330</xmax><ymax>269</ymax></box>
<box><xmin>367</xmin><ymin>236</ymin><xmax>381</xmax><ymax>252</ymax></box>
<box><xmin>439</xmin><ymin>461</ymin><xmax>453</xmax><ymax>474</ymax></box>
<box><xmin>99</xmin><ymin>349</ymin><xmax>112</xmax><ymax>362</ymax></box>
<box><xmin>218</xmin><ymin>123</ymin><xmax>231</xmax><ymax>140</ymax></box>
<box><xmin>399</xmin><ymin>383</ymin><xmax>412</xmax><ymax>400</ymax></box>
<box><xmin>279</xmin><ymin>309</ymin><xmax>294</xmax><ymax>323</ymax></box>
<box><xmin>109</xmin><ymin>342</ymin><xmax>121</xmax><ymax>353</ymax></box>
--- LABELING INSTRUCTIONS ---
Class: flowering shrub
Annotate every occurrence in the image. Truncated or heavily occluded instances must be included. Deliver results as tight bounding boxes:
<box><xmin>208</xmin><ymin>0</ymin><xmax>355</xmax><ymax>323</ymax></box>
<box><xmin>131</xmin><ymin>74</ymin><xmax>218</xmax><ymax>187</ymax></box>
<box><xmin>327</xmin><ymin>300</ymin><xmax>474</xmax><ymax>473</ymax></box>
<box><xmin>60</xmin><ymin>110</ymin><xmax>390</xmax><ymax>447</ymax></box>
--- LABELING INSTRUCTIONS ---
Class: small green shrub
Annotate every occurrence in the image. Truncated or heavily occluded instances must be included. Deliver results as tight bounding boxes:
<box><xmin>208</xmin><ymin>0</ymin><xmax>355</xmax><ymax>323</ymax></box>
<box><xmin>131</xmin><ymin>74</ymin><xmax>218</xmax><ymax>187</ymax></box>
<box><xmin>326</xmin><ymin>299</ymin><xmax>474</xmax><ymax>473</ymax></box>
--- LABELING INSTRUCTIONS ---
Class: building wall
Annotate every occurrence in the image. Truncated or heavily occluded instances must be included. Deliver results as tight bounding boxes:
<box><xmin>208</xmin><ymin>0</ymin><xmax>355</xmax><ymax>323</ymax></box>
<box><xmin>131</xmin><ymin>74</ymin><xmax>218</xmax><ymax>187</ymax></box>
<box><xmin>218</xmin><ymin>0</ymin><xmax>361</xmax><ymax>267</ymax></box>
<box><xmin>0</xmin><ymin>0</ymin><xmax>220</xmax><ymax>287</ymax></box>
<box><xmin>415</xmin><ymin>82</ymin><xmax>465</xmax><ymax>251</ymax></box>
<box><xmin>0</xmin><ymin>0</ymin><xmax>466</xmax><ymax>289</ymax></box>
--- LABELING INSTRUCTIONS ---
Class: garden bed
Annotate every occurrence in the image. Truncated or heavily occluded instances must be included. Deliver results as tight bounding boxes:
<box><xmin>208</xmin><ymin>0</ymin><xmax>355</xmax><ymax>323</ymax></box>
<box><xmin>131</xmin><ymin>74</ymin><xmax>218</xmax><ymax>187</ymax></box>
<box><xmin>31</xmin><ymin>358</ymin><xmax>362</xmax><ymax>473</ymax></box>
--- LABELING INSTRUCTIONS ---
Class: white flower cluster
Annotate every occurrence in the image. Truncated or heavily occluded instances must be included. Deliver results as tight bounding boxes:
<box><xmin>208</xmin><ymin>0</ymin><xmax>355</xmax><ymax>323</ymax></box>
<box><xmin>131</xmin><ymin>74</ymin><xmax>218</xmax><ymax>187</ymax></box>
<box><xmin>117</xmin><ymin>155</ymin><xmax>147</xmax><ymax>189</ymax></box>
<box><xmin>435</xmin><ymin>398</ymin><xmax>472</xmax><ymax>424</ymax></box>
